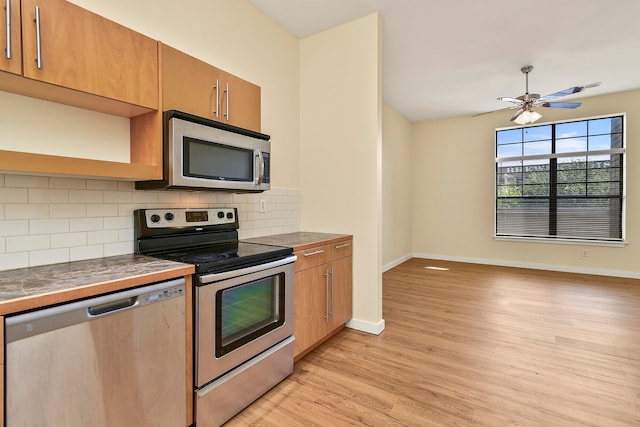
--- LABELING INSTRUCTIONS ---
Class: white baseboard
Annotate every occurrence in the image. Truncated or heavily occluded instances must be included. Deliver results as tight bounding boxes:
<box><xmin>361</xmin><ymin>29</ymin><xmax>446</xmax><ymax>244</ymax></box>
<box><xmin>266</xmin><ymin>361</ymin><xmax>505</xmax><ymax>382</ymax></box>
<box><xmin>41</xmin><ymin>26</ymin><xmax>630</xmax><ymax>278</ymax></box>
<box><xmin>383</xmin><ymin>254</ymin><xmax>412</xmax><ymax>272</ymax></box>
<box><xmin>346</xmin><ymin>318</ymin><xmax>385</xmax><ymax>335</ymax></box>
<box><xmin>412</xmin><ymin>252</ymin><xmax>640</xmax><ymax>279</ymax></box>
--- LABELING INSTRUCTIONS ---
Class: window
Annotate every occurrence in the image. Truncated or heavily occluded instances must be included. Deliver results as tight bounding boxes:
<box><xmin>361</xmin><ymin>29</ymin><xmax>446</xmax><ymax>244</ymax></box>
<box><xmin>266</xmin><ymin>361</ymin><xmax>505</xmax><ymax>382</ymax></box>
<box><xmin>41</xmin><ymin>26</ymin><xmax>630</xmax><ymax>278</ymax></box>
<box><xmin>495</xmin><ymin>114</ymin><xmax>625</xmax><ymax>243</ymax></box>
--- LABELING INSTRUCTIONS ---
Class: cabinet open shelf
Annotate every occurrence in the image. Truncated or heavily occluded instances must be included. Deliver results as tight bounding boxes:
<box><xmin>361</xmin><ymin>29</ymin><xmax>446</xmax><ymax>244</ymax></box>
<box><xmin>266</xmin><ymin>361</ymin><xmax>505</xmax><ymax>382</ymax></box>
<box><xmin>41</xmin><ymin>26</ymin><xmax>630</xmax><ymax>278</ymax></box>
<box><xmin>0</xmin><ymin>149</ymin><xmax>161</xmax><ymax>180</ymax></box>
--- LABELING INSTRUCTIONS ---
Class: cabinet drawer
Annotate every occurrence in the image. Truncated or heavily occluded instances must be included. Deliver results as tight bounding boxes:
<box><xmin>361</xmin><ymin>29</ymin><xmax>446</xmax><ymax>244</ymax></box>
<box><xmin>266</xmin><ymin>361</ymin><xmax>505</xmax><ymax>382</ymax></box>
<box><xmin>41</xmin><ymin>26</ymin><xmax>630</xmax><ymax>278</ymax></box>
<box><xmin>294</xmin><ymin>245</ymin><xmax>331</xmax><ymax>272</ymax></box>
<box><xmin>329</xmin><ymin>240</ymin><xmax>353</xmax><ymax>260</ymax></box>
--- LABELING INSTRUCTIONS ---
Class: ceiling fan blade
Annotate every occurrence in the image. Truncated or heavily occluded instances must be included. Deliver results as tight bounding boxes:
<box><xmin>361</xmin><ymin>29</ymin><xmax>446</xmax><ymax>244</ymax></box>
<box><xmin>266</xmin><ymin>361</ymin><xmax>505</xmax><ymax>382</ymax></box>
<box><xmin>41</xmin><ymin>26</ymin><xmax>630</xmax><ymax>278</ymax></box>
<box><xmin>510</xmin><ymin>108</ymin><xmax>524</xmax><ymax>121</ymax></box>
<box><xmin>539</xmin><ymin>82</ymin><xmax>601</xmax><ymax>101</ymax></box>
<box><xmin>497</xmin><ymin>97</ymin><xmax>523</xmax><ymax>104</ymax></box>
<box><xmin>538</xmin><ymin>101</ymin><xmax>582</xmax><ymax>109</ymax></box>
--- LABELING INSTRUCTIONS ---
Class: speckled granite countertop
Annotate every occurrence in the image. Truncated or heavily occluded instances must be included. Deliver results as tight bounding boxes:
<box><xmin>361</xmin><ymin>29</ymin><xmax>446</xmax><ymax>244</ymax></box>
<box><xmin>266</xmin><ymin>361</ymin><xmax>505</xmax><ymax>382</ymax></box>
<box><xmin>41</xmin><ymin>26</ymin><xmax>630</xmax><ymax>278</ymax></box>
<box><xmin>0</xmin><ymin>254</ymin><xmax>194</xmax><ymax>316</ymax></box>
<box><xmin>243</xmin><ymin>232</ymin><xmax>352</xmax><ymax>252</ymax></box>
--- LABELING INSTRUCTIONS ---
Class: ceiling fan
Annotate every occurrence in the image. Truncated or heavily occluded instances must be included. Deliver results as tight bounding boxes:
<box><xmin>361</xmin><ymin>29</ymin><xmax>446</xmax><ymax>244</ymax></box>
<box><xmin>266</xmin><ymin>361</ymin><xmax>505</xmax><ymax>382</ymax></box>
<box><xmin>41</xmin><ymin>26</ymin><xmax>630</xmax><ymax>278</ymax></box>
<box><xmin>479</xmin><ymin>65</ymin><xmax>600</xmax><ymax>124</ymax></box>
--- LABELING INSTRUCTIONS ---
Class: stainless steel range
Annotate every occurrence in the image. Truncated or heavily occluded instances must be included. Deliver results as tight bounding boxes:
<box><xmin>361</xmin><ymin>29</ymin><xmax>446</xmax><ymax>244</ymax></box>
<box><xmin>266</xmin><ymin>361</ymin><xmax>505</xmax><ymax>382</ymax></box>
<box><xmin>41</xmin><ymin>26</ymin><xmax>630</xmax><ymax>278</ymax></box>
<box><xmin>134</xmin><ymin>208</ymin><xmax>296</xmax><ymax>427</ymax></box>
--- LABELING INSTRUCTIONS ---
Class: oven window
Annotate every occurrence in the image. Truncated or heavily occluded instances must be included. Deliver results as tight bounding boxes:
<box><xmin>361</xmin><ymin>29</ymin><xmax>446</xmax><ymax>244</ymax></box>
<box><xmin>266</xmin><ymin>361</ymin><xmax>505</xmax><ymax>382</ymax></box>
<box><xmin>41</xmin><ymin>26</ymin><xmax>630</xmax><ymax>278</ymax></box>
<box><xmin>183</xmin><ymin>137</ymin><xmax>253</xmax><ymax>182</ymax></box>
<box><xmin>215</xmin><ymin>273</ymin><xmax>285</xmax><ymax>357</ymax></box>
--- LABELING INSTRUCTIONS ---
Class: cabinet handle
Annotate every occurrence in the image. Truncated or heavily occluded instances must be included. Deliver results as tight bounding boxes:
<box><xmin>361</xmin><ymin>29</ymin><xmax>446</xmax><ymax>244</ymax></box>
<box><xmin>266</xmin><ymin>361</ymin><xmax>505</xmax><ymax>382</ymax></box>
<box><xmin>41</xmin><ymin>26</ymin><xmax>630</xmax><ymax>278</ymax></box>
<box><xmin>323</xmin><ymin>270</ymin><xmax>329</xmax><ymax>322</ymax></box>
<box><xmin>255</xmin><ymin>149</ymin><xmax>264</xmax><ymax>185</ymax></box>
<box><xmin>330</xmin><ymin>267</ymin><xmax>335</xmax><ymax>318</ymax></box>
<box><xmin>335</xmin><ymin>243</ymin><xmax>351</xmax><ymax>249</ymax></box>
<box><xmin>34</xmin><ymin>6</ymin><xmax>42</xmax><ymax>69</ymax></box>
<box><xmin>5</xmin><ymin>0</ymin><xmax>10</xmax><ymax>59</ymax></box>
<box><xmin>303</xmin><ymin>250</ymin><xmax>324</xmax><ymax>257</ymax></box>
<box><xmin>224</xmin><ymin>82</ymin><xmax>230</xmax><ymax>121</ymax></box>
<box><xmin>213</xmin><ymin>79</ymin><xmax>219</xmax><ymax>118</ymax></box>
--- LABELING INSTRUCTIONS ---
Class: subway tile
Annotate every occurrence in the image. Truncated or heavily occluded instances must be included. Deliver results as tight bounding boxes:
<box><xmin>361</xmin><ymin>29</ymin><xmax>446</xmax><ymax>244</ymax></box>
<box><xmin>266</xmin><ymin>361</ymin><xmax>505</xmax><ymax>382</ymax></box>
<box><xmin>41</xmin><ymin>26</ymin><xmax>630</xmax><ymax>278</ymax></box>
<box><xmin>118</xmin><ymin>228</ymin><xmax>134</xmax><ymax>242</ymax></box>
<box><xmin>7</xmin><ymin>235</ymin><xmax>50</xmax><ymax>252</ymax></box>
<box><xmin>86</xmin><ymin>204</ymin><xmax>119</xmax><ymax>217</ymax></box>
<box><xmin>88</xmin><ymin>230</ymin><xmax>119</xmax><ymax>245</ymax></box>
<box><xmin>30</xmin><ymin>248</ymin><xmax>69</xmax><ymax>267</ymax></box>
<box><xmin>4</xmin><ymin>175</ymin><xmax>49</xmax><ymax>188</ymax></box>
<box><xmin>0</xmin><ymin>237</ymin><xmax>4</xmax><ymax>253</ymax></box>
<box><xmin>103</xmin><ymin>191</ymin><xmax>133</xmax><ymax>204</ymax></box>
<box><xmin>50</xmin><ymin>177</ymin><xmax>87</xmax><ymax>189</ymax></box>
<box><xmin>198</xmin><ymin>193</ymin><xmax>218</xmax><ymax>204</ymax></box>
<box><xmin>117</xmin><ymin>181</ymin><xmax>134</xmax><ymax>191</ymax></box>
<box><xmin>157</xmin><ymin>192</ymin><xmax>182</xmax><ymax>204</ymax></box>
<box><xmin>118</xmin><ymin>204</ymin><xmax>139</xmax><ymax>217</ymax></box>
<box><xmin>70</xmin><ymin>217</ymin><xmax>103</xmax><ymax>232</ymax></box>
<box><xmin>51</xmin><ymin>232</ymin><xmax>87</xmax><ymax>248</ymax></box>
<box><xmin>104</xmin><ymin>216</ymin><xmax>132</xmax><ymax>230</ymax></box>
<box><xmin>86</xmin><ymin>179</ymin><xmax>118</xmax><ymax>190</ymax></box>
<box><xmin>70</xmin><ymin>245</ymin><xmax>104</xmax><ymax>262</ymax></box>
<box><xmin>217</xmin><ymin>193</ymin><xmax>233</xmax><ymax>204</ymax></box>
<box><xmin>69</xmin><ymin>190</ymin><xmax>103</xmax><ymax>203</ymax></box>
<box><xmin>5</xmin><ymin>204</ymin><xmax>49</xmax><ymax>220</ymax></box>
<box><xmin>50</xmin><ymin>204</ymin><xmax>87</xmax><ymax>218</ymax></box>
<box><xmin>28</xmin><ymin>188</ymin><xmax>69</xmax><ymax>204</ymax></box>
<box><xmin>104</xmin><ymin>241</ymin><xmax>134</xmax><ymax>257</ymax></box>
<box><xmin>0</xmin><ymin>187</ymin><xmax>29</xmax><ymax>203</ymax></box>
<box><xmin>132</xmin><ymin>191</ymin><xmax>159</xmax><ymax>203</ymax></box>
<box><xmin>30</xmin><ymin>219</ymin><xmax>69</xmax><ymax>234</ymax></box>
<box><xmin>0</xmin><ymin>220</ymin><xmax>29</xmax><ymax>237</ymax></box>
<box><xmin>180</xmin><ymin>192</ymin><xmax>201</xmax><ymax>204</ymax></box>
<box><xmin>0</xmin><ymin>252</ymin><xmax>28</xmax><ymax>270</ymax></box>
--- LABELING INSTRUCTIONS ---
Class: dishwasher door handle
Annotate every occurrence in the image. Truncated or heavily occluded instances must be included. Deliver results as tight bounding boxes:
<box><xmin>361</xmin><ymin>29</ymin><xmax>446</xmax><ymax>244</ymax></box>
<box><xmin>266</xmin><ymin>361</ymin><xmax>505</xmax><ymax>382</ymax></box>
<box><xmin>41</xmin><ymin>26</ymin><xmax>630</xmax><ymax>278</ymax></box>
<box><xmin>87</xmin><ymin>296</ymin><xmax>139</xmax><ymax>317</ymax></box>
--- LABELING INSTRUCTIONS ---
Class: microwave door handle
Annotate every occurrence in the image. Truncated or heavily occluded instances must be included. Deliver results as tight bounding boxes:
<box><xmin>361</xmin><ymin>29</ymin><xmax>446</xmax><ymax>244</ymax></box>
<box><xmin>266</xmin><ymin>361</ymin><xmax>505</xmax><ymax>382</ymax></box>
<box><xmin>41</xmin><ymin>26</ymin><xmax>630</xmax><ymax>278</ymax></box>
<box><xmin>255</xmin><ymin>149</ymin><xmax>265</xmax><ymax>185</ymax></box>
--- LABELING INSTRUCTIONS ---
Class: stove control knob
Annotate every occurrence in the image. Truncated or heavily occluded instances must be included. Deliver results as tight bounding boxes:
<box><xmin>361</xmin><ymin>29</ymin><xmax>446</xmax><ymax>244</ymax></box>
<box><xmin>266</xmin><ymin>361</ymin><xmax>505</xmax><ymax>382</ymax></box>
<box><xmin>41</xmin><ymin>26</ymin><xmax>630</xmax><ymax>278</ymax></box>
<box><xmin>165</xmin><ymin>212</ymin><xmax>175</xmax><ymax>221</ymax></box>
<box><xmin>226</xmin><ymin>212</ymin><xmax>234</xmax><ymax>219</ymax></box>
<box><xmin>150</xmin><ymin>214</ymin><xmax>161</xmax><ymax>223</ymax></box>
<box><xmin>217</xmin><ymin>211</ymin><xmax>225</xmax><ymax>219</ymax></box>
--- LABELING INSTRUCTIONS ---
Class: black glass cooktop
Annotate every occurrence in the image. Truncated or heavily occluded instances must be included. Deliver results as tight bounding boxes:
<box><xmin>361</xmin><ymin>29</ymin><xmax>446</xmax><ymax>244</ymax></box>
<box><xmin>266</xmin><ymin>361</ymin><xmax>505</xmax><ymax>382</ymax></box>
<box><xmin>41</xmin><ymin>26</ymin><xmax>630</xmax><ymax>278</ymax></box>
<box><xmin>149</xmin><ymin>241</ymin><xmax>293</xmax><ymax>274</ymax></box>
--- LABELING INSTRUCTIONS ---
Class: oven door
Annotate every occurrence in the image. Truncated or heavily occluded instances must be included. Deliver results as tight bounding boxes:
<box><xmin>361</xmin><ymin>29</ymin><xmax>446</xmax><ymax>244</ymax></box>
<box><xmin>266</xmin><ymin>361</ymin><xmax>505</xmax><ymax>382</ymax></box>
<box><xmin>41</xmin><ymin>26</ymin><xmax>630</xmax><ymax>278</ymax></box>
<box><xmin>195</xmin><ymin>256</ymin><xmax>296</xmax><ymax>387</ymax></box>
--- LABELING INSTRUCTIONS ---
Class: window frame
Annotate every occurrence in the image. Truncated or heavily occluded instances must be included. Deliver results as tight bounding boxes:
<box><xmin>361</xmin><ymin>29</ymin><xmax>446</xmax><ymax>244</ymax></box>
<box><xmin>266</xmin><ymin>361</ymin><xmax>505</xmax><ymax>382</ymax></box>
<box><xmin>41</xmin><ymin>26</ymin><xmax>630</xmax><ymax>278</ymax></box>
<box><xmin>493</xmin><ymin>113</ymin><xmax>627</xmax><ymax>247</ymax></box>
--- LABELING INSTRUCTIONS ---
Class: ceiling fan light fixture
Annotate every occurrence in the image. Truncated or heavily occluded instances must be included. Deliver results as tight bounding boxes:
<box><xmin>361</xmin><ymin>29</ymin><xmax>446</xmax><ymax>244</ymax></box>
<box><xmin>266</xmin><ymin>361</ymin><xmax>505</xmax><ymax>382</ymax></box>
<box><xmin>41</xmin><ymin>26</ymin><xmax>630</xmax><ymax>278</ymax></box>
<box><xmin>514</xmin><ymin>109</ymin><xmax>542</xmax><ymax>125</ymax></box>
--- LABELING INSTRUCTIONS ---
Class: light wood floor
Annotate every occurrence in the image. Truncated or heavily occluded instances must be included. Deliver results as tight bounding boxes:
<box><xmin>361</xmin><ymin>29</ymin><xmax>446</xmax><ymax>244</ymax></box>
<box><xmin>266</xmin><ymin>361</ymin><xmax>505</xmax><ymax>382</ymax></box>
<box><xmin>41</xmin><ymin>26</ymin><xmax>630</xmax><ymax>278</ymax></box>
<box><xmin>226</xmin><ymin>258</ymin><xmax>640</xmax><ymax>426</ymax></box>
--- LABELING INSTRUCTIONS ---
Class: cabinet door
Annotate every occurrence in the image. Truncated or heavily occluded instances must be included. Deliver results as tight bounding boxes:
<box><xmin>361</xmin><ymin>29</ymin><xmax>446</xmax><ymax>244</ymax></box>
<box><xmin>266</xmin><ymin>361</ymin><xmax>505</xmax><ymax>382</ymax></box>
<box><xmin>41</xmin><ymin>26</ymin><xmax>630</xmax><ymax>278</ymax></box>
<box><xmin>219</xmin><ymin>70</ymin><xmax>261</xmax><ymax>132</ymax></box>
<box><xmin>0</xmin><ymin>0</ymin><xmax>21</xmax><ymax>75</ymax></box>
<box><xmin>21</xmin><ymin>0</ymin><xmax>158</xmax><ymax>109</ymax></box>
<box><xmin>162</xmin><ymin>44</ymin><xmax>219</xmax><ymax>119</ymax></box>
<box><xmin>294</xmin><ymin>265</ymin><xmax>330</xmax><ymax>358</ymax></box>
<box><xmin>329</xmin><ymin>256</ymin><xmax>353</xmax><ymax>330</ymax></box>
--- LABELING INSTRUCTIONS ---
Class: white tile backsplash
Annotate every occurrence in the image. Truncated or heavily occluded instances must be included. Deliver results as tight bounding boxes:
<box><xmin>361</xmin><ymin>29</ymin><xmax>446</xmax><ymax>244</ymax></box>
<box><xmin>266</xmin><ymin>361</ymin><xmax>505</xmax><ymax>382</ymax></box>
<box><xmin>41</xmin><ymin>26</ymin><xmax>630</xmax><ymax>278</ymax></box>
<box><xmin>0</xmin><ymin>174</ymin><xmax>301</xmax><ymax>271</ymax></box>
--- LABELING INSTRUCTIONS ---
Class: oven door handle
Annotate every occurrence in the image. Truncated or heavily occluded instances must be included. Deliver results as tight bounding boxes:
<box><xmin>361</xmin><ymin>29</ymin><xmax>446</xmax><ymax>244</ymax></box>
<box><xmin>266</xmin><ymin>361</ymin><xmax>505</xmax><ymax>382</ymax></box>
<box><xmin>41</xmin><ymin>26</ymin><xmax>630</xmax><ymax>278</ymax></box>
<box><xmin>198</xmin><ymin>255</ymin><xmax>297</xmax><ymax>284</ymax></box>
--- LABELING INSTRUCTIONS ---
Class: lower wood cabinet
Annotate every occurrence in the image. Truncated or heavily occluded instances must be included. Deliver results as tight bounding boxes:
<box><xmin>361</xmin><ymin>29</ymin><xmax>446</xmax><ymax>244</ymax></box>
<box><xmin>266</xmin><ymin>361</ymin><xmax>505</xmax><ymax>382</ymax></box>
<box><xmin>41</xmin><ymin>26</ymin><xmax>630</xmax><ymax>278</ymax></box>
<box><xmin>293</xmin><ymin>239</ymin><xmax>352</xmax><ymax>360</ymax></box>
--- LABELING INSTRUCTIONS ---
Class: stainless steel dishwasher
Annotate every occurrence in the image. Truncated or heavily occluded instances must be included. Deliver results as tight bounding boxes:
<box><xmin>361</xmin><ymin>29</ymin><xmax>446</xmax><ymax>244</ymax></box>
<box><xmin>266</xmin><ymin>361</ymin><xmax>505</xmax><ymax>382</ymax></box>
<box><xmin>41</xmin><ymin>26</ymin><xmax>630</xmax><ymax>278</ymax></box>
<box><xmin>5</xmin><ymin>278</ymin><xmax>187</xmax><ymax>427</ymax></box>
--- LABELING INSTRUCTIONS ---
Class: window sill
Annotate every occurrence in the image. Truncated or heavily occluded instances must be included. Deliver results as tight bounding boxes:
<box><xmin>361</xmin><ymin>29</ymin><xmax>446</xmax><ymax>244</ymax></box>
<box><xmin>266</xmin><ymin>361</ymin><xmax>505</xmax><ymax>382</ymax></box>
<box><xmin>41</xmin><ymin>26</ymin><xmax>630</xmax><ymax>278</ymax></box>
<box><xmin>494</xmin><ymin>235</ymin><xmax>627</xmax><ymax>248</ymax></box>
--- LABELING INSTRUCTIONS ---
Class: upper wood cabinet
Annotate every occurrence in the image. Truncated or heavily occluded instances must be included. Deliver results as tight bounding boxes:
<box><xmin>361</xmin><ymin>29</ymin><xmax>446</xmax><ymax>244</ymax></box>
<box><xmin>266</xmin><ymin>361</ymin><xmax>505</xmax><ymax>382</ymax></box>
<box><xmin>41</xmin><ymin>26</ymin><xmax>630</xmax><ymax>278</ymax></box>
<box><xmin>0</xmin><ymin>0</ymin><xmax>161</xmax><ymax>180</ymax></box>
<box><xmin>20</xmin><ymin>0</ymin><xmax>158</xmax><ymax>109</ymax></box>
<box><xmin>0</xmin><ymin>0</ymin><xmax>22</xmax><ymax>75</ymax></box>
<box><xmin>162</xmin><ymin>43</ymin><xmax>261</xmax><ymax>133</ymax></box>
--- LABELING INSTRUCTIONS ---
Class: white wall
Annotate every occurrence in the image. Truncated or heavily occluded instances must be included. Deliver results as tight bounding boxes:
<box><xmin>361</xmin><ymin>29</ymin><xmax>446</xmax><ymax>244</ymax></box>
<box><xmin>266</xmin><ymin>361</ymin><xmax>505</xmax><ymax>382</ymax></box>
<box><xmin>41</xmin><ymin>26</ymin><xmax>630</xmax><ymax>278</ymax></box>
<box><xmin>299</xmin><ymin>13</ymin><xmax>383</xmax><ymax>333</ymax></box>
<box><xmin>382</xmin><ymin>103</ymin><xmax>413</xmax><ymax>270</ymax></box>
<box><xmin>412</xmin><ymin>89</ymin><xmax>640</xmax><ymax>277</ymax></box>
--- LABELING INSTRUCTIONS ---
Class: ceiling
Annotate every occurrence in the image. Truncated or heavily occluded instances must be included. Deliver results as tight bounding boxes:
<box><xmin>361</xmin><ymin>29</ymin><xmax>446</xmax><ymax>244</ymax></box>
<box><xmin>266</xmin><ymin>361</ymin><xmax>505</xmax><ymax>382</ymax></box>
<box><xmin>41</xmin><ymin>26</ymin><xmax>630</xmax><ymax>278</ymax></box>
<box><xmin>249</xmin><ymin>0</ymin><xmax>640</xmax><ymax>123</ymax></box>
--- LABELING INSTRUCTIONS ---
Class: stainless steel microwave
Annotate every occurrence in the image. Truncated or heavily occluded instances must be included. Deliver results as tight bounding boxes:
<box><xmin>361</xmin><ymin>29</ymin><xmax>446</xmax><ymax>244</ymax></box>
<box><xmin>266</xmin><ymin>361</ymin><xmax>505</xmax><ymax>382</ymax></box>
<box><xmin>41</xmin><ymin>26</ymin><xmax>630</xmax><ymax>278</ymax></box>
<box><xmin>136</xmin><ymin>111</ymin><xmax>270</xmax><ymax>192</ymax></box>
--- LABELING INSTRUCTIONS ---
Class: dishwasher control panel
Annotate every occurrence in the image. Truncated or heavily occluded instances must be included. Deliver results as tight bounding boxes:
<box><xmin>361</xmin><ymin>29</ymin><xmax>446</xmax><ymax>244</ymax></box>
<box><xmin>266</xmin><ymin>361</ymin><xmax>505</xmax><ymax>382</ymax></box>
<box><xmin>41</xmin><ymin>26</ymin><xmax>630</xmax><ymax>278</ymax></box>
<box><xmin>141</xmin><ymin>285</ymin><xmax>185</xmax><ymax>305</ymax></box>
